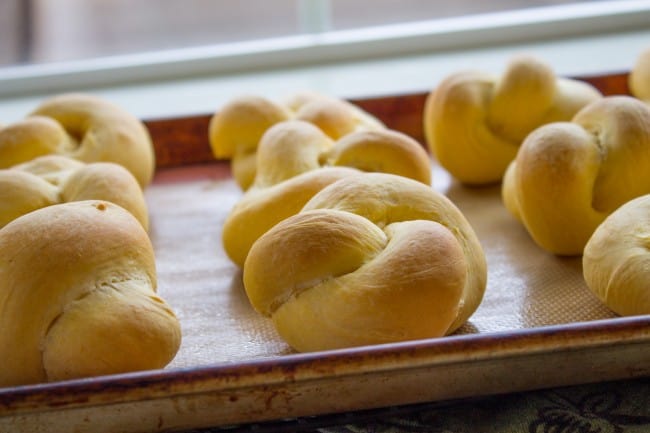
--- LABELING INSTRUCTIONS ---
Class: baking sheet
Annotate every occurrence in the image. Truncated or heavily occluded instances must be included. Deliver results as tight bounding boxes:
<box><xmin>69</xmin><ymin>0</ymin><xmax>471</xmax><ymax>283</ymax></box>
<box><xmin>151</xmin><ymin>160</ymin><xmax>614</xmax><ymax>372</ymax></box>
<box><xmin>1</xmin><ymin>72</ymin><xmax>649</xmax><ymax>433</ymax></box>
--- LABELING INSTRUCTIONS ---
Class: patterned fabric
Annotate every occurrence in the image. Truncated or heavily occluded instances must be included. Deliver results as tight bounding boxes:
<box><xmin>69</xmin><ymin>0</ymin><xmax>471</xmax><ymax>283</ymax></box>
<box><xmin>196</xmin><ymin>378</ymin><xmax>650</xmax><ymax>433</ymax></box>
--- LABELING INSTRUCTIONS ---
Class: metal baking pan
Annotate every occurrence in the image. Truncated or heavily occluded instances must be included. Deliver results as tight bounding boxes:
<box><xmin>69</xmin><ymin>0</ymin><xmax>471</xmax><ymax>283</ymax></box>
<box><xmin>1</xmin><ymin>71</ymin><xmax>648</xmax><ymax>433</ymax></box>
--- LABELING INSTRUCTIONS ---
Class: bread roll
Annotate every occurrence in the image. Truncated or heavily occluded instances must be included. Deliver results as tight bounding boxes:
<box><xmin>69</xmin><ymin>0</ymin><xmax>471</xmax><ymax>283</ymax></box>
<box><xmin>209</xmin><ymin>92</ymin><xmax>384</xmax><ymax>190</ymax></box>
<box><xmin>0</xmin><ymin>201</ymin><xmax>181</xmax><ymax>386</ymax></box>
<box><xmin>630</xmin><ymin>47</ymin><xmax>650</xmax><ymax>102</ymax></box>
<box><xmin>222</xmin><ymin>120</ymin><xmax>431</xmax><ymax>267</ymax></box>
<box><xmin>243</xmin><ymin>173</ymin><xmax>486</xmax><ymax>352</ymax></box>
<box><xmin>287</xmin><ymin>91</ymin><xmax>384</xmax><ymax>138</ymax></box>
<box><xmin>0</xmin><ymin>94</ymin><xmax>155</xmax><ymax>187</ymax></box>
<box><xmin>0</xmin><ymin>155</ymin><xmax>148</xmax><ymax>230</ymax></box>
<box><xmin>583</xmin><ymin>194</ymin><xmax>650</xmax><ymax>316</ymax></box>
<box><xmin>502</xmin><ymin>96</ymin><xmax>650</xmax><ymax>255</ymax></box>
<box><xmin>208</xmin><ymin>96</ymin><xmax>291</xmax><ymax>190</ymax></box>
<box><xmin>423</xmin><ymin>55</ymin><xmax>602</xmax><ymax>184</ymax></box>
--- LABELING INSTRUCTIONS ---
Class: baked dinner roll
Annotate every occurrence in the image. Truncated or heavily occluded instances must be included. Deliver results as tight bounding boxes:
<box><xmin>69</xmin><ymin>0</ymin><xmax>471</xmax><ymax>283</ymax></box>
<box><xmin>0</xmin><ymin>155</ymin><xmax>148</xmax><ymax>230</ymax></box>
<box><xmin>209</xmin><ymin>96</ymin><xmax>291</xmax><ymax>190</ymax></box>
<box><xmin>0</xmin><ymin>93</ymin><xmax>155</xmax><ymax>187</ymax></box>
<box><xmin>502</xmin><ymin>96</ymin><xmax>650</xmax><ymax>255</ymax></box>
<box><xmin>630</xmin><ymin>47</ymin><xmax>650</xmax><ymax>102</ymax></box>
<box><xmin>583</xmin><ymin>194</ymin><xmax>650</xmax><ymax>316</ymax></box>
<box><xmin>286</xmin><ymin>91</ymin><xmax>384</xmax><ymax>139</ymax></box>
<box><xmin>209</xmin><ymin>91</ymin><xmax>384</xmax><ymax>190</ymax></box>
<box><xmin>243</xmin><ymin>173</ymin><xmax>487</xmax><ymax>351</ymax></box>
<box><xmin>0</xmin><ymin>200</ymin><xmax>181</xmax><ymax>386</ymax></box>
<box><xmin>222</xmin><ymin>120</ymin><xmax>431</xmax><ymax>267</ymax></box>
<box><xmin>423</xmin><ymin>55</ymin><xmax>602</xmax><ymax>184</ymax></box>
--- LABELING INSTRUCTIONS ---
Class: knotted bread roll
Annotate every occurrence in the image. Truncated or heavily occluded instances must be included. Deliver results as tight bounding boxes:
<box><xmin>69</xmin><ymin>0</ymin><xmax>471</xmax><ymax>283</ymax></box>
<box><xmin>0</xmin><ymin>155</ymin><xmax>148</xmax><ymax>230</ymax></box>
<box><xmin>0</xmin><ymin>94</ymin><xmax>155</xmax><ymax>187</ymax></box>
<box><xmin>222</xmin><ymin>120</ymin><xmax>431</xmax><ymax>267</ymax></box>
<box><xmin>243</xmin><ymin>173</ymin><xmax>486</xmax><ymax>352</ymax></box>
<box><xmin>583</xmin><ymin>194</ymin><xmax>650</xmax><ymax>316</ymax></box>
<box><xmin>630</xmin><ymin>47</ymin><xmax>650</xmax><ymax>102</ymax></box>
<box><xmin>0</xmin><ymin>200</ymin><xmax>181</xmax><ymax>386</ymax></box>
<box><xmin>423</xmin><ymin>55</ymin><xmax>602</xmax><ymax>184</ymax></box>
<box><xmin>502</xmin><ymin>96</ymin><xmax>650</xmax><ymax>255</ymax></box>
<box><xmin>209</xmin><ymin>91</ymin><xmax>384</xmax><ymax>190</ymax></box>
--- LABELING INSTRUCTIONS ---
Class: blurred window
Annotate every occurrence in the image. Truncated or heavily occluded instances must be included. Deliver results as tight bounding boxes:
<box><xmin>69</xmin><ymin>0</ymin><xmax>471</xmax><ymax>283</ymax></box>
<box><xmin>0</xmin><ymin>0</ymin><xmax>618</xmax><ymax>67</ymax></box>
<box><xmin>329</xmin><ymin>0</ymin><xmax>601</xmax><ymax>29</ymax></box>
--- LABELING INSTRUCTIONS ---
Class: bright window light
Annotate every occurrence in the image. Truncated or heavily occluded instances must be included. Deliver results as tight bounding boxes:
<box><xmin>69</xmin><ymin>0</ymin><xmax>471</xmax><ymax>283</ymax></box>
<box><xmin>0</xmin><ymin>0</ymin><xmax>647</xmax><ymax>98</ymax></box>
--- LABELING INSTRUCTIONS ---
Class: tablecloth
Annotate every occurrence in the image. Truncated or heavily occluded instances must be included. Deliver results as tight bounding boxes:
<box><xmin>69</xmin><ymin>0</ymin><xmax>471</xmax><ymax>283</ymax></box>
<box><xmin>187</xmin><ymin>377</ymin><xmax>650</xmax><ymax>432</ymax></box>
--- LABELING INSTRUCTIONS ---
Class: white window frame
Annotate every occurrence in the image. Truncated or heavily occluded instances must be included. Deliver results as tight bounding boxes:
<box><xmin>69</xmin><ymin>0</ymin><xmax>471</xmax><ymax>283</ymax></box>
<box><xmin>0</xmin><ymin>0</ymin><xmax>648</xmax><ymax>122</ymax></box>
<box><xmin>0</xmin><ymin>0</ymin><xmax>649</xmax><ymax>97</ymax></box>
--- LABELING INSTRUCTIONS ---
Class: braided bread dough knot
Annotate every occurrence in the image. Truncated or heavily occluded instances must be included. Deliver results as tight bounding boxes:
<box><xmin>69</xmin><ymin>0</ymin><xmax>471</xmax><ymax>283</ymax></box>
<box><xmin>0</xmin><ymin>155</ymin><xmax>148</xmax><ymax>230</ymax></box>
<box><xmin>243</xmin><ymin>173</ymin><xmax>487</xmax><ymax>352</ymax></box>
<box><xmin>424</xmin><ymin>55</ymin><xmax>601</xmax><ymax>184</ymax></box>
<box><xmin>502</xmin><ymin>96</ymin><xmax>650</xmax><ymax>255</ymax></box>
<box><xmin>209</xmin><ymin>92</ymin><xmax>384</xmax><ymax>190</ymax></box>
<box><xmin>0</xmin><ymin>201</ymin><xmax>180</xmax><ymax>386</ymax></box>
<box><xmin>222</xmin><ymin>120</ymin><xmax>431</xmax><ymax>267</ymax></box>
<box><xmin>0</xmin><ymin>94</ymin><xmax>155</xmax><ymax>187</ymax></box>
<box><xmin>630</xmin><ymin>47</ymin><xmax>650</xmax><ymax>102</ymax></box>
<box><xmin>583</xmin><ymin>194</ymin><xmax>650</xmax><ymax>316</ymax></box>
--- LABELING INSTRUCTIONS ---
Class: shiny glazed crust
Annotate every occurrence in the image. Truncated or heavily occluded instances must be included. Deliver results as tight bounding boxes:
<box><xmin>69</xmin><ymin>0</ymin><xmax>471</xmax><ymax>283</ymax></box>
<box><xmin>629</xmin><ymin>47</ymin><xmax>650</xmax><ymax>102</ymax></box>
<box><xmin>0</xmin><ymin>94</ymin><xmax>155</xmax><ymax>187</ymax></box>
<box><xmin>502</xmin><ymin>96</ymin><xmax>650</xmax><ymax>255</ymax></box>
<box><xmin>209</xmin><ymin>91</ymin><xmax>385</xmax><ymax>190</ymax></box>
<box><xmin>0</xmin><ymin>201</ymin><xmax>181</xmax><ymax>386</ymax></box>
<box><xmin>583</xmin><ymin>194</ymin><xmax>650</xmax><ymax>316</ymax></box>
<box><xmin>244</xmin><ymin>173</ymin><xmax>487</xmax><ymax>352</ymax></box>
<box><xmin>221</xmin><ymin>120</ymin><xmax>432</xmax><ymax>267</ymax></box>
<box><xmin>0</xmin><ymin>155</ymin><xmax>149</xmax><ymax>230</ymax></box>
<box><xmin>423</xmin><ymin>55</ymin><xmax>602</xmax><ymax>184</ymax></box>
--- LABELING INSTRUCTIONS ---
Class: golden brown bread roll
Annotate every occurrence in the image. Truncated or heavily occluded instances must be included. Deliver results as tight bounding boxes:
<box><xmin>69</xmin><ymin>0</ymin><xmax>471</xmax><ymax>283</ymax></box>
<box><xmin>208</xmin><ymin>95</ymin><xmax>290</xmax><ymax>190</ymax></box>
<box><xmin>583</xmin><ymin>194</ymin><xmax>650</xmax><ymax>316</ymax></box>
<box><xmin>243</xmin><ymin>173</ymin><xmax>487</xmax><ymax>351</ymax></box>
<box><xmin>222</xmin><ymin>120</ymin><xmax>431</xmax><ymax>267</ymax></box>
<box><xmin>423</xmin><ymin>55</ymin><xmax>602</xmax><ymax>184</ymax></box>
<box><xmin>0</xmin><ymin>155</ymin><xmax>148</xmax><ymax>230</ymax></box>
<box><xmin>287</xmin><ymin>91</ymin><xmax>384</xmax><ymax>138</ymax></box>
<box><xmin>502</xmin><ymin>96</ymin><xmax>650</xmax><ymax>255</ymax></box>
<box><xmin>209</xmin><ymin>91</ymin><xmax>384</xmax><ymax>190</ymax></box>
<box><xmin>0</xmin><ymin>94</ymin><xmax>155</xmax><ymax>187</ymax></box>
<box><xmin>630</xmin><ymin>47</ymin><xmax>650</xmax><ymax>102</ymax></box>
<box><xmin>0</xmin><ymin>200</ymin><xmax>181</xmax><ymax>386</ymax></box>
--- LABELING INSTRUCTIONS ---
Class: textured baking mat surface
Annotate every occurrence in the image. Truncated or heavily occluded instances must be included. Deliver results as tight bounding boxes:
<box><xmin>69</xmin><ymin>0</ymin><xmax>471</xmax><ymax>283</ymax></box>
<box><xmin>145</xmin><ymin>162</ymin><xmax>615</xmax><ymax>370</ymax></box>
